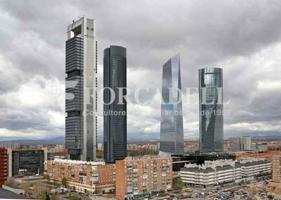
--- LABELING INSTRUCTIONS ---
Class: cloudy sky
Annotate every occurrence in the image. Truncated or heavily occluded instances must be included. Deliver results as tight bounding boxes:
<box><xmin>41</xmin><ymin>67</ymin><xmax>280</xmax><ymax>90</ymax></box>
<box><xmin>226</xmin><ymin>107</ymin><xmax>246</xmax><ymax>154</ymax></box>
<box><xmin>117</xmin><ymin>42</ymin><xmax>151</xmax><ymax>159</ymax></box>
<box><xmin>0</xmin><ymin>0</ymin><xmax>281</xmax><ymax>141</ymax></box>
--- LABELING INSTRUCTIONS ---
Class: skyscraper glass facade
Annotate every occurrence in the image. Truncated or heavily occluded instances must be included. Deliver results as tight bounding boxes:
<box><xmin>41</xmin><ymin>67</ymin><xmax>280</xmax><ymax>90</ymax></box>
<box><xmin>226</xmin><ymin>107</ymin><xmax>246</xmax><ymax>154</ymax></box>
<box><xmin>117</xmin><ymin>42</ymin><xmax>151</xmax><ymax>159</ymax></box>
<box><xmin>199</xmin><ymin>67</ymin><xmax>223</xmax><ymax>153</ymax></box>
<box><xmin>103</xmin><ymin>46</ymin><xmax>127</xmax><ymax>163</ymax></box>
<box><xmin>9</xmin><ymin>149</ymin><xmax>46</xmax><ymax>176</ymax></box>
<box><xmin>65</xmin><ymin>17</ymin><xmax>97</xmax><ymax>161</ymax></box>
<box><xmin>160</xmin><ymin>55</ymin><xmax>184</xmax><ymax>155</ymax></box>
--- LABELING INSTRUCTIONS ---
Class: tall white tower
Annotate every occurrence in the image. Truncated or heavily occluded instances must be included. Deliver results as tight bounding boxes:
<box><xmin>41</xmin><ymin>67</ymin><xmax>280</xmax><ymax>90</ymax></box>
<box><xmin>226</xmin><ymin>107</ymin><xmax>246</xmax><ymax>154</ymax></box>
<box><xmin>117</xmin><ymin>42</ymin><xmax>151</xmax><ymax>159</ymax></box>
<box><xmin>65</xmin><ymin>17</ymin><xmax>97</xmax><ymax>161</ymax></box>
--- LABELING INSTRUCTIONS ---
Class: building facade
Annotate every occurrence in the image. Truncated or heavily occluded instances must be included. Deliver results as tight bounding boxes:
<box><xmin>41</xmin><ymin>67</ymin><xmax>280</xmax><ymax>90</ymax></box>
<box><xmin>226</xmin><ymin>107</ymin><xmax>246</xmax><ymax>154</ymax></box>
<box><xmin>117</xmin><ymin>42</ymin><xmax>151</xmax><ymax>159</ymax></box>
<box><xmin>127</xmin><ymin>144</ymin><xmax>159</xmax><ymax>152</ymax></box>
<box><xmin>199</xmin><ymin>67</ymin><xmax>223</xmax><ymax>153</ymax></box>
<box><xmin>103</xmin><ymin>46</ymin><xmax>127</xmax><ymax>163</ymax></box>
<box><xmin>65</xmin><ymin>17</ymin><xmax>97</xmax><ymax>161</ymax></box>
<box><xmin>180</xmin><ymin>159</ymin><xmax>271</xmax><ymax>187</ymax></box>
<box><xmin>239</xmin><ymin>136</ymin><xmax>252</xmax><ymax>151</ymax></box>
<box><xmin>116</xmin><ymin>156</ymin><xmax>173</xmax><ymax>200</ymax></box>
<box><xmin>160</xmin><ymin>55</ymin><xmax>184</xmax><ymax>155</ymax></box>
<box><xmin>0</xmin><ymin>148</ymin><xmax>8</xmax><ymax>187</ymax></box>
<box><xmin>45</xmin><ymin>159</ymin><xmax>115</xmax><ymax>193</ymax></box>
<box><xmin>7</xmin><ymin>149</ymin><xmax>47</xmax><ymax>177</ymax></box>
<box><xmin>272</xmin><ymin>156</ymin><xmax>281</xmax><ymax>182</ymax></box>
<box><xmin>256</xmin><ymin>143</ymin><xmax>268</xmax><ymax>152</ymax></box>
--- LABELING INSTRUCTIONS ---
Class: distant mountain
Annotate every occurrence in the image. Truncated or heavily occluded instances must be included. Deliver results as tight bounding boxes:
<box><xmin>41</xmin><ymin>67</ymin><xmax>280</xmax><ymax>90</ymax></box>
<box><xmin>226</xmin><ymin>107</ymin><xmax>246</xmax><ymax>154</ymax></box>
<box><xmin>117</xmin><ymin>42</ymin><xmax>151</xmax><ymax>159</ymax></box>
<box><xmin>0</xmin><ymin>132</ymin><xmax>280</xmax><ymax>145</ymax></box>
<box><xmin>251</xmin><ymin>135</ymin><xmax>281</xmax><ymax>140</ymax></box>
<box><xmin>0</xmin><ymin>136</ymin><xmax>64</xmax><ymax>145</ymax></box>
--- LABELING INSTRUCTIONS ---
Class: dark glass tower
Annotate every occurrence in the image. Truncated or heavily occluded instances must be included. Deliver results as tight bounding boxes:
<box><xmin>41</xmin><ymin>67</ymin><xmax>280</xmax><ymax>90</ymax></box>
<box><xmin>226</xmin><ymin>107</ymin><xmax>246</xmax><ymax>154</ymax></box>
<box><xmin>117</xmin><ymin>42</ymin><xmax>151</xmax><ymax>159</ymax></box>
<box><xmin>199</xmin><ymin>67</ymin><xmax>223</xmax><ymax>153</ymax></box>
<box><xmin>103</xmin><ymin>46</ymin><xmax>127</xmax><ymax>163</ymax></box>
<box><xmin>65</xmin><ymin>17</ymin><xmax>97</xmax><ymax>161</ymax></box>
<box><xmin>160</xmin><ymin>55</ymin><xmax>184</xmax><ymax>155</ymax></box>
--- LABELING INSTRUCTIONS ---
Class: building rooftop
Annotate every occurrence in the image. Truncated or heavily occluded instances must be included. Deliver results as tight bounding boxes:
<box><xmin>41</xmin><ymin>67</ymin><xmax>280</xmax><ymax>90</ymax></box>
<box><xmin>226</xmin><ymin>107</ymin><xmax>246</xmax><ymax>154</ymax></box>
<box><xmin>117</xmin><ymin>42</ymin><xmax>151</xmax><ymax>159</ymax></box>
<box><xmin>181</xmin><ymin>166</ymin><xmax>215</xmax><ymax>173</ymax></box>
<box><xmin>124</xmin><ymin>155</ymin><xmax>171</xmax><ymax>161</ymax></box>
<box><xmin>216</xmin><ymin>165</ymin><xmax>234</xmax><ymax>171</ymax></box>
<box><xmin>240</xmin><ymin>159</ymin><xmax>271</xmax><ymax>166</ymax></box>
<box><xmin>181</xmin><ymin>158</ymin><xmax>271</xmax><ymax>172</ymax></box>
<box><xmin>50</xmin><ymin>158</ymin><xmax>105</xmax><ymax>166</ymax></box>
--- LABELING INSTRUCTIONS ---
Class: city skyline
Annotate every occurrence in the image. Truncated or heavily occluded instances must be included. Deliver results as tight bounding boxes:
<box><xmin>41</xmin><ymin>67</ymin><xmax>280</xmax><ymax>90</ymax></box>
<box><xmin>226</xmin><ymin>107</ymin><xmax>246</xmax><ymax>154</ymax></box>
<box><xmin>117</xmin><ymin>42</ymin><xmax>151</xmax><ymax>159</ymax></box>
<box><xmin>0</xmin><ymin>1</ymin><xmax>281</xmax><ymax>199</ymax></box>
<box><xmin>0</xmin><ymin>1</ymin><xmax>281</xmax><ymax>141</ymax></box>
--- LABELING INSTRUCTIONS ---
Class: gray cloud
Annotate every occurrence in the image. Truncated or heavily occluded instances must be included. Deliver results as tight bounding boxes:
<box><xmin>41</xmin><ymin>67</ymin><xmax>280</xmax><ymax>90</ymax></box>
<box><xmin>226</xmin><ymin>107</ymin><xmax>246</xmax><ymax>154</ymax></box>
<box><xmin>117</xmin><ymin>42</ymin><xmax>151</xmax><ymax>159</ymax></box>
<box><xmin>0</xmin><ymin>0</ymin><xmax>281</xmax><ymax>140</ymax></box>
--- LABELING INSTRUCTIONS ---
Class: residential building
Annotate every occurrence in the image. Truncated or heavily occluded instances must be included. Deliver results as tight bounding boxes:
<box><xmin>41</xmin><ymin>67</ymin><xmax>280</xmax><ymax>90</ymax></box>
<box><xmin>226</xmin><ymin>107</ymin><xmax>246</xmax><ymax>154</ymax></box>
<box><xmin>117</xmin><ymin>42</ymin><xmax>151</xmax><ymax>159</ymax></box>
<box><xmin>127</xmin><ymin>144</ymin><xmax>158</xmax><ymax>152</ymax></box>
<box><xmin>240</xmin><ymin>159</ymin><xmax>271</xmax><ymax>179</ymax></box>
<box><xmin>103</xmin><ymin>45</ymin><xmax>127</xmax><ymax>163</ymax></box>
<box><xmin>160</xmin><ymin>55</ymin><xmax>184</xmax><ymax>155</ymax></box>
<box><xmin>199</xmin><ymin>67</ymin><xmax>223</xmax><ymax>153</ymax></box>
<box><xmin>256</xmin><ymin>143</ymin><xmax>268</xmax><ymax>152</ymax></box>
<box><xmin>0</xmin><ymin>148</ymin><xmax>8</xmax><ymax>187</ymax></box>
<box><xmin>116</xmin><ymin>156</ymin><xmax>173</xmax><ymax>200</ymax></box>
<box><xmin>272</xmin><ymin>156</ymin><xmax>281</xmax><ymax>182</ymax></box>
<box><xmin>65</xmin><ymin>17</ymin><xmax>98</xmax><ymax>161</ymax></box>
<box><xmin>240</xmin><ymin>136</ymin><xmax>252</xmax><ymax>151</ymax></box>
<box><xmin>0</xmin><ymin>143</ymin><xmax>20</xmax><ymax>150</ymax></box>
<box><xmin>44</xmin><ymin>159</ymin><xmax>115</xmax><ymax>194</ymax></box>
<box><xmin>180</xmin><ymin>159</ymin><xmax>272</xmax><ymax>187</ymax></box>
<box><xmin>47</xmin><ymin>145</ymin><xmax>65</xmax><ymax>154</ymax></box>
<box><xmin>7</xmin><ymin>149</ymin><xmax>47</xmax><ymax>177</ymax></box>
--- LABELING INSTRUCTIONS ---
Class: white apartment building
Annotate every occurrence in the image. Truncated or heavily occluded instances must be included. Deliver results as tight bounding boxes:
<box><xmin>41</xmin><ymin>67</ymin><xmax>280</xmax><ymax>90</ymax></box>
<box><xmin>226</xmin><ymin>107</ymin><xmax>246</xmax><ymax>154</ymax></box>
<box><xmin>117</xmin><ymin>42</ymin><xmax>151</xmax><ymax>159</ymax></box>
<box><xmin>180</xmin><ymin>159</ymin><xmax>271</xmax><ymax>187</ymax></box>
<box><xmin>240</xmin><ymin>159</ymin><xmax>272</xmax><ymax>180</ymax></box>
<box><xmin>240</xmin><ymin>136</ymin><xmax>252</xmax><ymax>151</ymax></box>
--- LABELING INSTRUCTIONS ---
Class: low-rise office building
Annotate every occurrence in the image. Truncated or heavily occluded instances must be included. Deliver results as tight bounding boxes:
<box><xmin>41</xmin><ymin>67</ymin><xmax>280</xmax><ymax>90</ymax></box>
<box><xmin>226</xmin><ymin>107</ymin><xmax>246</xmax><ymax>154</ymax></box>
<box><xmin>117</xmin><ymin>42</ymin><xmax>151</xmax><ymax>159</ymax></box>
<box><xmin>116</xmin><ymin>156</ymin><xmax>173</xmax><ymax>200</ymax></box>
<box><xmin>7</xmin><ymin>148</ymin><xmax>47</xmax><ymax>177</ymax></box>
<box><xmin>45</xmin><ymin>159</ymin><xmax>115</xmax><ymax>194</ymax></box>
<box><xmin>180</xmin><ymin>159</ymin><xmax>271</xmax><ymax>187</ymax></box>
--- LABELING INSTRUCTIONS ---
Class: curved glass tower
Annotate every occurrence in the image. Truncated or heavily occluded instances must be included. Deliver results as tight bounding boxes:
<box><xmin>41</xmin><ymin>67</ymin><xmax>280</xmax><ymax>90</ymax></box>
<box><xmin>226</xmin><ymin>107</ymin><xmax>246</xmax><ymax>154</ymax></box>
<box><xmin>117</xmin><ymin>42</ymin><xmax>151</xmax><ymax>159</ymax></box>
<box><xmin>199</xmin><ymin>67</ymin><xmax>223</xmax><ymax>153</ymax></box>
<box><xmin>160</xmin><ymin>55</ymin><xmax>184</xmax><ymax>155</ymax></box>
<box><xmin>103</xmin><ymin>45</ymin><xmax>127</xmax><ymax>163</ymax></box>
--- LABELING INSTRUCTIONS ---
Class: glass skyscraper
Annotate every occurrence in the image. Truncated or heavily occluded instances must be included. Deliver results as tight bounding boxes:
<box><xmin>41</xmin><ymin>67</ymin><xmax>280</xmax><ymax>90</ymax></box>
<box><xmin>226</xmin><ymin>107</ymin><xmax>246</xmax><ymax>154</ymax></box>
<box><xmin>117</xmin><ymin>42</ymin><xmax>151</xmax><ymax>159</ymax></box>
<box><xmin>103</xmin><ymin>46</ymin><xmax>127</xmax><ymax>163</ymax></box>
<box><xmin>199</xmin><ymin>67</ymin><xmax>223</xmax><ymax>153</ymax></box>
<box><xmin>160</xmin><ymin>55</ymin><xmax>184</xmax><ymax>155</ymax></box>
<box><xmin>65</xmin><ymin>17</ymin><xmax>97</xmax><ymax>161</ymax></box>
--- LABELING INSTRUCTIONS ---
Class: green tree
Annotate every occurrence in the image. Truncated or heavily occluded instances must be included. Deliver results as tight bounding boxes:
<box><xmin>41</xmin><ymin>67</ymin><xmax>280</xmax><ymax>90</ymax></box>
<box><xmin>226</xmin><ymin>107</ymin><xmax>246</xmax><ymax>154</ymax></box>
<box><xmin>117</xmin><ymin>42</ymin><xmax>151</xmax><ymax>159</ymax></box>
<box><xmin>44</xmin><ymin>174</ymin><xmax>50</xmax><ymax>182</ymax></box>
<box><xmin>61</xmin><ymin>177</ymin><xmax>68</xmax><ymax>188</ymax></box>
<box><xmin>173</xmin><ymin>177</ymin><xmax>185</xmax><ymax>190</ymax></box>
<box><xmin>39</xmin><ymin>192</ymin><xmax>50</xmax><ymax>200</ymax></box>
